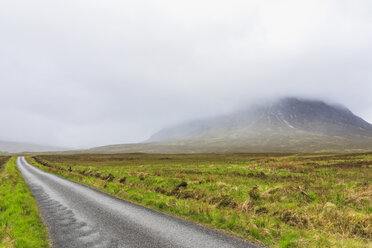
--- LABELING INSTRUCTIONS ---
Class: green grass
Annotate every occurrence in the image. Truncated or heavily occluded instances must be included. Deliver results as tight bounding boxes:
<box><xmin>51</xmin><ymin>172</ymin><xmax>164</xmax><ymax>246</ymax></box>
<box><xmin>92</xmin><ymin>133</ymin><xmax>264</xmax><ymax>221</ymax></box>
<box><xmin>28</xmin><ymin>153</ymin><xmax>372</xmax><ymax>247</ymax></box>
<box><xmin>0</xmin><ymin>157</ymin><xmax>49</xmax><ymax>248</ymax></box>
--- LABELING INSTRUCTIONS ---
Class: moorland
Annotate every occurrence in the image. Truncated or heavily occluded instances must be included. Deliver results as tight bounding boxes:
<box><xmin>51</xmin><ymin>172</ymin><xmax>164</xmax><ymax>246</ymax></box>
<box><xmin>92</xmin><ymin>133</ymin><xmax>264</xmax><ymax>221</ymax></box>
<box><xmin>27</xmin><ymin>152</ymin><xmax>372</xmax><ymax>248</ymax></box>
<box><xmin>0</xmin><ymin>156</ymin><xmax>49</xmax><ymax>248</ymax></box>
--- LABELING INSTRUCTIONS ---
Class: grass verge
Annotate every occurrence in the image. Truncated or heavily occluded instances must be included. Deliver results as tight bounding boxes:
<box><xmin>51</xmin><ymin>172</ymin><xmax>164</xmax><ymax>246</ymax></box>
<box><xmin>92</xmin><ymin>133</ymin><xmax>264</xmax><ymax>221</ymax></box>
<box><xmin>0</xmin><ymin>157</ymin><xmax>49</xmax><ymax>248</ymax></box>
<box><xmin>27</xmin><ymin>153</ymin><xmax>372</xmax><ymax>247</ymax></box>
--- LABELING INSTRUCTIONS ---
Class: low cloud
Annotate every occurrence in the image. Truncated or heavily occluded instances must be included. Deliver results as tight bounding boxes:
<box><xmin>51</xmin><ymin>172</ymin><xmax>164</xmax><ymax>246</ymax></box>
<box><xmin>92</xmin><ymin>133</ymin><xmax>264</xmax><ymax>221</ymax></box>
<box><xmin>1</xmin><ymin>0</ymin><xmax>371</xmax><ymax>148</ymax></box>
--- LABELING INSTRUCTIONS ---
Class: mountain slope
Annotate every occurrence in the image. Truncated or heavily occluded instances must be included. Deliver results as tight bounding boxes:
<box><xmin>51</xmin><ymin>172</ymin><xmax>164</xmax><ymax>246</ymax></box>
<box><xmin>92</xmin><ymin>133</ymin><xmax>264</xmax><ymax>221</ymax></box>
<box><xmin>149</xmin><ymin>98</ymin><xmax>372</xmax><ymax>142</ymax></box>
<box><xmin>89</xmin><ymin>98</ymin><xmax>372</xmax><ymax>153</ymax></box>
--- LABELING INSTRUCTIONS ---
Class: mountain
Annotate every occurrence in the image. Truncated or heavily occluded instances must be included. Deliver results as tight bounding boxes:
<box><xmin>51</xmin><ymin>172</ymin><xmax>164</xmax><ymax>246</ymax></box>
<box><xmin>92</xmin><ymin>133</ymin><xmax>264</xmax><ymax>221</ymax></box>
<box><xmin>88</xmin><ymin>97</ymin><xmax>372</xmax><ymax>153</ymax></box>
<box><xmin>0</xmin><ymin>140</ymin><xmax>69</xmax><ymax>153</ymax></box>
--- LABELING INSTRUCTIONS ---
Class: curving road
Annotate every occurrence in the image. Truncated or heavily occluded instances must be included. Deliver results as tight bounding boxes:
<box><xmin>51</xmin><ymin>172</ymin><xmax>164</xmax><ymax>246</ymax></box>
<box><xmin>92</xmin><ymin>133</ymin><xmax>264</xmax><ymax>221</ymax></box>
<box><xmin>17</xmin><ymin>157</ymin><xmax>264</xmax><ymax>248</ymax></box>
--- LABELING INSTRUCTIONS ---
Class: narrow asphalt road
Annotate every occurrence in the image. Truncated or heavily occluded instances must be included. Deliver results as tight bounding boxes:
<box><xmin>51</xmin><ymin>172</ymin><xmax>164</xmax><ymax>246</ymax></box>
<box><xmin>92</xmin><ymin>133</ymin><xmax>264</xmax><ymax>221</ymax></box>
<box><xmin>17</xmin><ymin>157</ymin><xmax>264</xmax><ymax>248</ymax></box>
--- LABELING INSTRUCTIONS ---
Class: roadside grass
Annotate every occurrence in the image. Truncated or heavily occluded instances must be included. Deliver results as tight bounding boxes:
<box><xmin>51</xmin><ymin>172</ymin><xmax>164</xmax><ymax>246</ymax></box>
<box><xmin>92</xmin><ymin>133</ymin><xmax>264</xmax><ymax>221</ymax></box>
<box><xmin>0</xmin><ymin>157</ymin><xmax>49</xmax><ymax>248</ymax></box>
<box><xmin>27</xmin><ymin>153</ymin><xmax>372</xmax><ymax>247</ymax></box>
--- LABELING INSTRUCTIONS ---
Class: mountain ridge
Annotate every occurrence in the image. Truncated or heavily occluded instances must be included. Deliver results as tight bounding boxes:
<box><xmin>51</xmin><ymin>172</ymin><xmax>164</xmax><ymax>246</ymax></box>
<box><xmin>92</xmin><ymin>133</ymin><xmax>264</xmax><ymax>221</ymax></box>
<box><xmin>148</xmin><ymin>97</ymin><xmax>372</xmax><ymax>142</ymax></box>
<box><xmin>0</xmin><ymin>140</ymin><xmax>69</xmax><ymax>153</ymax></box>
<box><xmin>88</xmin><ymin>97</ymin><xmax>372</xmax><ymax>154</ymax></box>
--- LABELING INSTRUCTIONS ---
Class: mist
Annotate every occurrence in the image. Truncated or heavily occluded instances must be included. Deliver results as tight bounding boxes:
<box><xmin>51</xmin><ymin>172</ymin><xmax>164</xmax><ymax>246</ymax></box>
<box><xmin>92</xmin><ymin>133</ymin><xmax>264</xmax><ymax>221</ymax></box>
<box><xmin>1</xmin><ymin>0</ymin><xmax>372</xmax><ymax>148</ymax></box>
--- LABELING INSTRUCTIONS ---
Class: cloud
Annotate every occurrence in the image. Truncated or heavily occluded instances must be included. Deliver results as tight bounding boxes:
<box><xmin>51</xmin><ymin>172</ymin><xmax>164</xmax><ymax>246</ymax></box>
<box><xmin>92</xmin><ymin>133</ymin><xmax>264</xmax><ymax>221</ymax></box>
<box><xmin>0</xmin><ymin>0</ymin><xmax>371</xmax><ymax>147</ymax></box>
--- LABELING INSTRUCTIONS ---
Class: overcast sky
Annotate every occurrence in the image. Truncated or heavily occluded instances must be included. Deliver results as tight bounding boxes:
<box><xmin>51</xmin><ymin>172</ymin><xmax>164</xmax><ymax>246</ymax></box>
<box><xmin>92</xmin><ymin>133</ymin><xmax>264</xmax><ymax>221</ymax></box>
<box><xmin>1</xmin><ymin>0</ymin><xmax>372</xmax><ymax>148</ymax></box>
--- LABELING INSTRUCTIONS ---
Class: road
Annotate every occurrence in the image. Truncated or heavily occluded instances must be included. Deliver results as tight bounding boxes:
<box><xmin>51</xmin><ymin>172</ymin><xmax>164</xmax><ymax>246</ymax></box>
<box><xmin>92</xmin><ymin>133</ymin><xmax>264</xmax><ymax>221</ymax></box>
<box><xmin>17</xmin><ymin>157</ymin><xmax>264</xmax><ymax>248</ymax></box>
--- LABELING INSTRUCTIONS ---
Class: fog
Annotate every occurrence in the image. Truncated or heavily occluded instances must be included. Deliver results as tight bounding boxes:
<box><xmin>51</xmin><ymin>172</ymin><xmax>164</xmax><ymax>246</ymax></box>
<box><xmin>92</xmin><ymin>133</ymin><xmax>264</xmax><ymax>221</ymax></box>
<box><xmin>1</xmin><ymin>0</ymin><xmax>372</xmax><ymax>148</ymax></box>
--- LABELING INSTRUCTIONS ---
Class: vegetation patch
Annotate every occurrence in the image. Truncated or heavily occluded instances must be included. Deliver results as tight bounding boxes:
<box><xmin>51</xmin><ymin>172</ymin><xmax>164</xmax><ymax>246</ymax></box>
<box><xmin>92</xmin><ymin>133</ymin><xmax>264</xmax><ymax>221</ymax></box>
<box><xmin>0</xmin><ymin>157</ymin><xmax>49</xmax><ymax>248</ymax></box>
<box><xmin>27</xmin><ymin>153</ymin><xmax>372</xmax><ymax>247</ymax></box>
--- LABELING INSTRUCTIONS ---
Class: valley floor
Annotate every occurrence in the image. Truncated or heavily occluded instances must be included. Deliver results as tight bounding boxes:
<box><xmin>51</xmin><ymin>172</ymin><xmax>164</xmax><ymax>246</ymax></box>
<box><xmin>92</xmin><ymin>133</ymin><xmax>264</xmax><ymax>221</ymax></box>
<box><xmin>28</xmin><ymin>153</ymin><xmax>372</xmax><ymax>248</ymax></box>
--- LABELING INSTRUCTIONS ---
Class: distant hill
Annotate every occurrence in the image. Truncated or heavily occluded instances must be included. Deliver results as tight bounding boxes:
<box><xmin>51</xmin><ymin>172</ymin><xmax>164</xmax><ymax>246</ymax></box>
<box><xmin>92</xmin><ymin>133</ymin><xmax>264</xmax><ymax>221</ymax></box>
<box><xmin>0</xmin><ymin>140</ymin><xmax>68</xmax><ymax>153</ymax></box>
<box><xmin>88</xmin><ymin>97</ymin><xmax>372</xmax><ymax>153</ymax></box>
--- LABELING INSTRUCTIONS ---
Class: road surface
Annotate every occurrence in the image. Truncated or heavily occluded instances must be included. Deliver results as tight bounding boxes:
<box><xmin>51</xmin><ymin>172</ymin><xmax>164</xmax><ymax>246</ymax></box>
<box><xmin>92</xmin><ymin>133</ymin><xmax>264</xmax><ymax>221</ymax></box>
<box><xmin>17</xmin><ymin>157</ymin><xmax>264</xmax><ymax>248</ymax></box>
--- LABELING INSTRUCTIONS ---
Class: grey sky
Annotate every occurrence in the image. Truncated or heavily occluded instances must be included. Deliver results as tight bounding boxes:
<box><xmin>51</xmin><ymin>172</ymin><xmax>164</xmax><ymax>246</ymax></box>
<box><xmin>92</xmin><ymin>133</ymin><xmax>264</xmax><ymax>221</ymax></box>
<box><xmin>1</xmin><ymin>0</ymin><xmax>372</xmax><ymax>148</ymax></box>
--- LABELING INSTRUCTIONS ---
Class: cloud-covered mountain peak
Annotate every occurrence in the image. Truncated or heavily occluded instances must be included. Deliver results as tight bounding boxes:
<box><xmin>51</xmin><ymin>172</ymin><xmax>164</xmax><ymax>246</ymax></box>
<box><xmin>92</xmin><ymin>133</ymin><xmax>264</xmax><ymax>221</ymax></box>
<box><xmin>147</xmin><ymin>97</ymin><xmax>372</xmax><ymax>143</ymax></box>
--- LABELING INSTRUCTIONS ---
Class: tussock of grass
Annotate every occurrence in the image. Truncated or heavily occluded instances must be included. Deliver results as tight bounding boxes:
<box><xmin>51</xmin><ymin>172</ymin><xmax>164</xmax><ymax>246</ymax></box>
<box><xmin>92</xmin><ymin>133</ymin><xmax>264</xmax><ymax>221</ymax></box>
<box><xmin>0</xmin><ymin>157</ymin><xmax>49</xmax><ymax>248</ymax></box>
<box><xmin>28</xmin><ymin>153</ymin><xmax>372</xmax><ymax>247</ymax></box>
